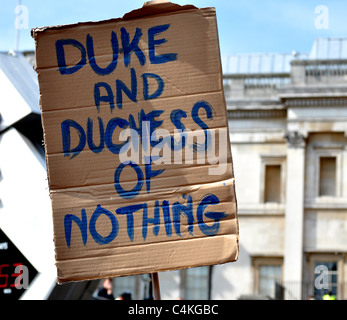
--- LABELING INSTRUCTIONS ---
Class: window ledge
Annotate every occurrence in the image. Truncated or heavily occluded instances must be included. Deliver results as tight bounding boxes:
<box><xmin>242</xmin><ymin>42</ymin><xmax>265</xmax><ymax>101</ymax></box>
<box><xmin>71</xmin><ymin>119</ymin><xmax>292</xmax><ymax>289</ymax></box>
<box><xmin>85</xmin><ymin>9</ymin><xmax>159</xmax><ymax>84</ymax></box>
<box><xmin>238</xmin><ymin>203</ymin><xmax>285</xmax><ymax>215</ymax></box>
<box><xmin>305</xmin><ymin>199</ymin><xmax>347</xmax><ymax>209</ymax></box>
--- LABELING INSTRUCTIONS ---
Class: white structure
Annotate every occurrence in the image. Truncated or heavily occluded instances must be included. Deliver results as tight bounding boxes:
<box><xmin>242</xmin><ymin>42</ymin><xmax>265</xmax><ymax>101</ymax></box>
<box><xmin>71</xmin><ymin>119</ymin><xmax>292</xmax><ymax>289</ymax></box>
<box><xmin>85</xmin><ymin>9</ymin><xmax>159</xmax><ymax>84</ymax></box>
<box><xmin>0</xmin><ymin>51</ymin><xmax>56</xmax><ymax>299</ymax></box>
<box><xmin>0</xmin><ymin>51</ymin><xmax>103</xmax><ymax>300</ymax></box>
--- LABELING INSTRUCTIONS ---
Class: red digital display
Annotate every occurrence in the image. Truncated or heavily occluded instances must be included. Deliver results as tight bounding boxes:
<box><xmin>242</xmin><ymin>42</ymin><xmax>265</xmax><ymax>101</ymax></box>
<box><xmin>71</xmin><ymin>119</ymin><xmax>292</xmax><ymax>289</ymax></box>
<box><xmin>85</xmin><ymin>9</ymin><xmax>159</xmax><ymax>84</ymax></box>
<box><xmin>0</xmin><ymin>229</ymin><xmax>38</xmax><ymax>300</ymax></box>
<box><xmin>0</xmin><ymin>263</ymin><xmax>24</xmax><ymax>288</ymax></box>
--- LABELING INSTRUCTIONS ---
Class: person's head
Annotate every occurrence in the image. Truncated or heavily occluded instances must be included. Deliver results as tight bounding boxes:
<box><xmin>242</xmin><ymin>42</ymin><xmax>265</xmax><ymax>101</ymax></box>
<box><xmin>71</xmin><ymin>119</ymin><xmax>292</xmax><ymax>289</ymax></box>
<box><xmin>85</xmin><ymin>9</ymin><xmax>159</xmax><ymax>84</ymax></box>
<box><xmin>103</xmin><ymin>278</ymin><xmax>112</xmax><ymax>290</ymax></box>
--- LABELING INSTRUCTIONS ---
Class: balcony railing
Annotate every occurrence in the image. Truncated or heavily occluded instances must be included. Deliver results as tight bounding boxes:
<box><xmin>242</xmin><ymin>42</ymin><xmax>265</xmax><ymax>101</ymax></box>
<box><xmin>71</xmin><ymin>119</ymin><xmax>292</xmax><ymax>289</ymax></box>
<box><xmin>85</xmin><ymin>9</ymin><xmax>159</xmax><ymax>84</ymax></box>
<box><xmin>223</xmin><ymin>59</ymin><xmax>347</xmax><ymax>100</ymax></box>
<box><xmin>223</xmin><ymin>73</ymin><xmax>290</xmax><ymax>100</ymax></box>
<box><xmin>292</xmin><ymin>59</ymin><xmax>347</xmax><ymax>86</ymax></box>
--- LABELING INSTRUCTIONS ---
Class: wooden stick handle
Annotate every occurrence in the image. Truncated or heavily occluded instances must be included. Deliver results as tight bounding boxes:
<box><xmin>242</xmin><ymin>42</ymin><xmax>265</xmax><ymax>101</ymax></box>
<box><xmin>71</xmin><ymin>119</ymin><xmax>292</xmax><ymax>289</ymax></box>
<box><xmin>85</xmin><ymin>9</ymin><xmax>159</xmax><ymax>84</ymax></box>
<box><xmin>152</xmin><ymin>272</ymin><xmax>161</xmax><ymax>300</ymax></box>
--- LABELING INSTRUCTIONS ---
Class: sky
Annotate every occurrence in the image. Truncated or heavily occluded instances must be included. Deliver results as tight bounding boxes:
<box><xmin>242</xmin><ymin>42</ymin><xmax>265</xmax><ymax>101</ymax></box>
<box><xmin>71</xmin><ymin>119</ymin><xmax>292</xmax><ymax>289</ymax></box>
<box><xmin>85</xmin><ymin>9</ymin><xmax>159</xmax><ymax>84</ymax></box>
<box><xmin>1</xmin><ymin>0</ymin><xmax>347</xmax><ymax>57</ymax></box>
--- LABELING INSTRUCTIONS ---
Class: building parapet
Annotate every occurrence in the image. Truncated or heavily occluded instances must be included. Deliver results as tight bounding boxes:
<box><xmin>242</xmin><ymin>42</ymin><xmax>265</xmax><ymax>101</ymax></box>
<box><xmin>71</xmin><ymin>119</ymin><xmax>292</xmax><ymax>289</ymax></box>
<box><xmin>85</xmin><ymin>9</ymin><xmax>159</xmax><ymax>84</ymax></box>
<box><xmin>223</xmin><ymin>58</ymin><xmax>347</xmax><ymax>100</ymax></box>
<box><xmin>223</xmin><ymin>72</ymin><xmax>290</xmax><ymax>100</ymax></box>
<box><xmin>291</xmin><ymin>59</ymin><xmax>347</xmax><ymax>86</ymax></box>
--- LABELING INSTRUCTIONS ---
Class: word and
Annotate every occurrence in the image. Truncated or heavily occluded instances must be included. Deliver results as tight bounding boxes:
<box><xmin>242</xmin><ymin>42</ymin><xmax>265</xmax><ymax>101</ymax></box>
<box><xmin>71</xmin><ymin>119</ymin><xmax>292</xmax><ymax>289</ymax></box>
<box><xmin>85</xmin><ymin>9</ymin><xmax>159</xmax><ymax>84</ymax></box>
<box><xmin>64</xmin><ymin>194</ymin><xmax>225</xmax><ymax>247</ymax></box>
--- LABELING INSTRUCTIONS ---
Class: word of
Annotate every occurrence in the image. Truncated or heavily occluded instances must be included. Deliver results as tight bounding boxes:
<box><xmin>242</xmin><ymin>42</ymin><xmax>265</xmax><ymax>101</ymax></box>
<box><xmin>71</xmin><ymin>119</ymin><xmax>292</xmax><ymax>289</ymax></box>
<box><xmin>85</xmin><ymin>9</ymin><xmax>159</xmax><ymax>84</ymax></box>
<box><xmin>64</xmin><ymin>193</ymin><xmax>225</xmax><ymax>247</ymax></box>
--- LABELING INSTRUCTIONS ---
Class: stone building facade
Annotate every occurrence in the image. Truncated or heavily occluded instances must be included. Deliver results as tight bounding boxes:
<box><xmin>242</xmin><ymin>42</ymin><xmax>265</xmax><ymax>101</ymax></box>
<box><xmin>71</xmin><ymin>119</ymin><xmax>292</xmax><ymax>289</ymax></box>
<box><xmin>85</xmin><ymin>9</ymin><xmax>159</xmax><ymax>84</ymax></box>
<box><xmin>214</xmin><ymin>38</ymin><xmax>347</xmax><ymax>300</ymax></box>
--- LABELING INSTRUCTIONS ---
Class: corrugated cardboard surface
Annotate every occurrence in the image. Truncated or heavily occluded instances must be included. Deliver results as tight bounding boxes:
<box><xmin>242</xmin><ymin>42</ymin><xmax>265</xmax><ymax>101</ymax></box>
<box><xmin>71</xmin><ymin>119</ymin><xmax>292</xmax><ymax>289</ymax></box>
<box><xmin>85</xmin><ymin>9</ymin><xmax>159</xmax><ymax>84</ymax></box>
<box><xmin>32</xmin><ymin>1</ymin><xmax>238</xmax><ymax>283</ymax></box>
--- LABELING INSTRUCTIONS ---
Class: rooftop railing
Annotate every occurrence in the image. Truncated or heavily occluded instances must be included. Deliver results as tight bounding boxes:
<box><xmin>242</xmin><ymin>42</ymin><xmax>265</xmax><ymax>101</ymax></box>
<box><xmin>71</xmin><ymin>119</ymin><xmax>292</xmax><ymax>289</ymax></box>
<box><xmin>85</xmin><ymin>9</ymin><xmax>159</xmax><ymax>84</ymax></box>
<box><xmin>223</xmin><ymin>58</ymin><xmax>347</xmax><ymax>100</ymax></box>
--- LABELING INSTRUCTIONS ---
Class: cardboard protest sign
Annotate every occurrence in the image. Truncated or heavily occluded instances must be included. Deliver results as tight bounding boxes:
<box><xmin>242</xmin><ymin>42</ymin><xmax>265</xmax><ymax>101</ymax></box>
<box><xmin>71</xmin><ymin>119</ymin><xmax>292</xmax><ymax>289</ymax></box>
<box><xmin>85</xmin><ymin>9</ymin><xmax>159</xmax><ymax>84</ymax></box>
<box><xmin>32</xmin><ymin>1</ymin><xmax>239</xmax><ymax>283</ymax></box>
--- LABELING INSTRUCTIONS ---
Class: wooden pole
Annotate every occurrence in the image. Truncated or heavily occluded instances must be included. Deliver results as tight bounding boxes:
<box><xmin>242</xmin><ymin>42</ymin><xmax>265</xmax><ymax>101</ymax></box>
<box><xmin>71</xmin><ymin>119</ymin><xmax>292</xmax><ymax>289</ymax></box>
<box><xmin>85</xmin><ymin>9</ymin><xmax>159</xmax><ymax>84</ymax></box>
<box><xmin>151</xmin><ymin>272</ymin><xmax>161</xmax><ymax>300</ymax></box>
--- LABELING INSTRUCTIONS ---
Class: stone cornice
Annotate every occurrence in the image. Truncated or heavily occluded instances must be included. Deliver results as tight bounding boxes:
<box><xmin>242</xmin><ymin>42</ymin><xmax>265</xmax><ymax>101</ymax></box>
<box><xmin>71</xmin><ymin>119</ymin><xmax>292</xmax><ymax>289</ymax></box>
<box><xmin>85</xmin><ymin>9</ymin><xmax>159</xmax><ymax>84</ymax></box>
<box><xmin>284</xmin><ymin>97</ymin><xmax>347</xmax><ymax>107</ymax></box>
<box><xmin>291</xmin><ymin>58</ymin><xmax>347</xmax><ymax>66</ymax></box>
<box><xmin>228</xmin><ymin>109</ymin><xmax>287</xmax><ymax>119</ymax></box>
<box><xmin>278</xmin><ymin>85</ymin><xmax>347</xmax><ymax>97</ymax></box>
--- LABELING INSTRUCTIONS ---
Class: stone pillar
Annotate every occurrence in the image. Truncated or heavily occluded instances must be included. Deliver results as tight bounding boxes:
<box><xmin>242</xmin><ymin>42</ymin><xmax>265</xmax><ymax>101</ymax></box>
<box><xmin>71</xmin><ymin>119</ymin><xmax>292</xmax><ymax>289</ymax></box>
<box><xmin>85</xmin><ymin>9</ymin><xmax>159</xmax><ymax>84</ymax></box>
<box><xmin>228</xmin><ymin>77</ymin><xmax>245</xmax><ymax>99</ymax></box>
<box><xmin>283</xmin><ymin>131</ymin><xmax>306</xmax><ymax>300</ymax></box>
<box><xmin>290</xmin><ymin>60</ymin><xmax>306</xmax><ymax>86</ymax></box>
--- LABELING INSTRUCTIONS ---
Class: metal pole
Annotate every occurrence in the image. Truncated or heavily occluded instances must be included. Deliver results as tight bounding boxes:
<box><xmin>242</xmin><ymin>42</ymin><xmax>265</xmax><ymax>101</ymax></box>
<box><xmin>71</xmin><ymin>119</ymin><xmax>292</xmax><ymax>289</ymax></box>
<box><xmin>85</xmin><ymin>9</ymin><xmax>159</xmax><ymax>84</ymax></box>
<box><xmin>151</xmin><ymin>272</ymin><xmax>161</xmax><ymax>300</ymax></box>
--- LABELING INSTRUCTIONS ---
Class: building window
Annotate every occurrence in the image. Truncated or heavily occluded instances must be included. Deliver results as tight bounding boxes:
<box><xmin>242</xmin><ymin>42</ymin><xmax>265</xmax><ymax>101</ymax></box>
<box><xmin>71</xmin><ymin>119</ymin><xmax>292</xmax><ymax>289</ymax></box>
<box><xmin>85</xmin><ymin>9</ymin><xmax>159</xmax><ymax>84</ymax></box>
<box><xmin>259</xmin><ymin>265</ymin><xmax>282</xmax><ymax>298</ymax></box>
<box><xmin>253</xmin><ymin>257</ymin><xmax>283</xmax><ymax>299</ymax></box>
<box><xmin>312</xmin><ymin>144</ymin><xmax>343</xmax><ymax>199</ymax></box>
<box><xmin>260</xmin><ymin>156</ymin><xmax>286</xmax><ymax>204</ymax></box>
<box><xmin>308</xmin><ymin>253</ymin><xmax>345</xmax><ymax>300</ymax></box>
<box><xmin>319</xmin><ymin>156</ymin><xmax>336</xmax><ymax>196</ymax></box>
<box><xmin>314</xmin><ymin>261</ymin><xmax>338</xmax><ymax>300</ymax></box>
<box><xmin>180</xmin><ymin>266</ymin><xmax>209</xmax><ymax>300</ymax></box>
<box><xmin>264</xmin><ymin>165</ymin><xmax>281</xmax><ymax>203</ymax></box>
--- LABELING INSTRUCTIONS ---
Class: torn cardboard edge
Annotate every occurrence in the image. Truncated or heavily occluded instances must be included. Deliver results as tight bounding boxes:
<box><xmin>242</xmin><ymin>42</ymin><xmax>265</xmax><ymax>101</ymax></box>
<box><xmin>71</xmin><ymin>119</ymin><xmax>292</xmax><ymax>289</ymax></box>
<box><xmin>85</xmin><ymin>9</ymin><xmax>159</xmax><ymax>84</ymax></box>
<box><xmin>31</xmin><ymin>1</ymin><xmax>198</xmax><ymax>37</ymax></box>
<box><xmin>56</xmin><ymin>235</ymin><xmax>239</xmax><ymax>283</ymax></box>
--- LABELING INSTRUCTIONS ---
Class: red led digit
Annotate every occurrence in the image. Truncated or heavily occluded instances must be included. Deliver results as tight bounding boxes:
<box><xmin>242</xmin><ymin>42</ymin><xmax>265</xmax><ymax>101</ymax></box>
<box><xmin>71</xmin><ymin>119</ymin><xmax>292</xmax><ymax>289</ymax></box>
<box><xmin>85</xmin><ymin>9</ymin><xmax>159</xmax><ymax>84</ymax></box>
<box><xmin>0</xmin><ymin>264</ymin><xmax>10</xmax><ymax>288</ymax></box>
